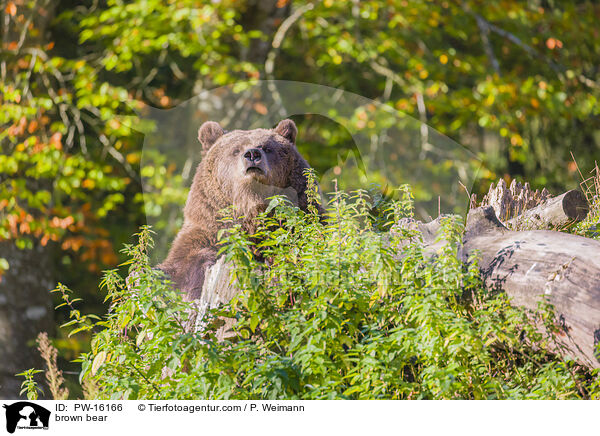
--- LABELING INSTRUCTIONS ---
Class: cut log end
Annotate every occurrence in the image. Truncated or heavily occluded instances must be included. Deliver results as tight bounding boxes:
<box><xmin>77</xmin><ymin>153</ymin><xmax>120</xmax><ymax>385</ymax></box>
<box><xmin>562</xmin><ymin>189</ymin><xmax>589</xmax><ymax>221</ymax></box>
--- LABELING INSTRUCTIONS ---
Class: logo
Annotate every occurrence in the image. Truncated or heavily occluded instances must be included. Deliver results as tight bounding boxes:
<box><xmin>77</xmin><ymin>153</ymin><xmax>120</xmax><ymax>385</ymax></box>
<box><xmin>2</xmin><ymin>402</ymin><xmax>50</xmax><ymax>434</ymax></box>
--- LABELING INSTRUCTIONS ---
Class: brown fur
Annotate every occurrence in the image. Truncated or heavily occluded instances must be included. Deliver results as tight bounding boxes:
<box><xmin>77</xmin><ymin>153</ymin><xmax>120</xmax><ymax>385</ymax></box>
<box><xmin>159</xmin><ymin>119</ymin><xmax>317</xmax><ymax>300</ymax></box>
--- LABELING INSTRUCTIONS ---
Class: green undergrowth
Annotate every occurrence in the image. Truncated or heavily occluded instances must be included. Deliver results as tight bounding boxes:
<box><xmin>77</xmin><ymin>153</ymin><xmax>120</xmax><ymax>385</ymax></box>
<box><xmin>27</xmin><ymin>182</ymin><xmax>600</xmax><ymax>399</ymax></box>
<box><xmin>571</xmin><ymin>162</ymin><xmax>600</xmax><ymax>239</ymax></box>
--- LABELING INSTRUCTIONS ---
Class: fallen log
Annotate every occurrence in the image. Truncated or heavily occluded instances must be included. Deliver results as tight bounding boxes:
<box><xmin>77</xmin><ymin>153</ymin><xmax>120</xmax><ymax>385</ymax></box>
<box><xmin>505</xmin><ymin>190</ymin><xmax>588</xmax><ymax>230</ymax></box>
<box><xmin>463</xmin><ymin>206</ymin><xmax>600</xmax><ymax>367</ymax></box>
<box><xmin>474</xmin><ymin>179</ymin><xmax>588</xmax><ymax>229</ymax></box>
<box><xmin>394</xmin><ymin>205</ymin><xmax>600</xmax><ymax>367</ymax></box>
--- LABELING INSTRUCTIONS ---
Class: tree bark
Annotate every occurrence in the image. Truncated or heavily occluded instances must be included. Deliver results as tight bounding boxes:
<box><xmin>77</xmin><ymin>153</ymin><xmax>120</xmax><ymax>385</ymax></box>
<box><xmin>462</xmin><ymin>206</ymin><xmax>600</xmax><ymax>367</ymax></box>
<box><xmin>475</xmin><ymin>179</ymin><xmax>588</xmax><ymax>229</ymax></box>
<box><xmin>0</xmin><ymin>242</ymin><xmax>54</xmax><ymax>399</ymax></box>
<box><xmin>505</xmin><ymin>189</ymin><xmax>588</xmax><ymax>229</ymax></box>
<box><xmin>396</xmin><ymin>204</ymin><xmax>600</xmax><ymax>367</ymax></box>
<box><xmin>183</xmin><ymin>257</ymin><xmax>238</xmax><ymax>341</ymax></box>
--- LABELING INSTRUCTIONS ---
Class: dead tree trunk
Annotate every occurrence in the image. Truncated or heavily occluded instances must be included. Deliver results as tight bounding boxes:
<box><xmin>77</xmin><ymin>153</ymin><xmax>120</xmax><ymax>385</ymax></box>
<box><xmin>183</xmin><ymin>257</ymin><xmax>238</xmax><ymax>341</ymax></box>
<box><xmin>474</xmin><ymin>179</ymin><xmax>588</xmax><ymax>229</ymax></box>
<box><xmin>463</xmin><ymin>206</ymin><xmax>600</xmax><ymax>367</ymax></box>
<box><xmin>505</xmin><ymin>190</ymin><xmax>588</xmax><ymax>230</ymax></box>
<box><xmin>395</xmin><ymin>202</ymin><xmax>600</xmax><ymax>367</ymax></box>
<box><xmin>390</xmin><ymin>188</ymin><xmax>598</xmax><ymax>367</ymax></box>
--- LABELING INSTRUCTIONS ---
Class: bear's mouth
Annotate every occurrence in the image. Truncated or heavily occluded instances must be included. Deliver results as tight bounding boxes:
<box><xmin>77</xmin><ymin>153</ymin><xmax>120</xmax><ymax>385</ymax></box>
<box><xmin>246</xmin><ymin>166</ymin><xmax>264</xmax><ymax>175</ymax></box>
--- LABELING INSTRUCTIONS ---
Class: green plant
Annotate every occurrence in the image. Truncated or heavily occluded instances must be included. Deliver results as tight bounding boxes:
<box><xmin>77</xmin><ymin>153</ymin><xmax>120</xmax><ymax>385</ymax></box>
<box><xmin>15</xmin><ymin>369</ymin><xmax>44</xmax><ymax>400</ymax></box>
<box><xmin>572</xmin><ymin>162</ymin><xmax>600</xmax><ymax>240</ymax></box>
<box><xmin>48</xmin><ymin>182</ymin><xmax>594</xmax><ymax>400</ymax></box>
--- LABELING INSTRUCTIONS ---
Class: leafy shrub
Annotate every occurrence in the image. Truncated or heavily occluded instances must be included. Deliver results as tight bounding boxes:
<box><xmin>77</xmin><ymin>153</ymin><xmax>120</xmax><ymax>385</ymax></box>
<box><xmin>573</xmin><ymin>163</ymin><xmax>600</xmax><ymax>240</ymax></box>
<box><xmin>41</xmin><ymin>184</ymin><xmax>600</xmax><ymax>399</ymax></box>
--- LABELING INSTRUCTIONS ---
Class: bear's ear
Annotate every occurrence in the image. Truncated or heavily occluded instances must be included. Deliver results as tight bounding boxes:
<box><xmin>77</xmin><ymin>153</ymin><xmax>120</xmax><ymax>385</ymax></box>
<box><xmin>198</xmin><ymin>121</ymin><xmax>224</xmax><ymax>151</ymax></box>
<box><xmin>274</xmin><ymin>119</ymin><xmax>297</xmax><ymax>144</ymax></box>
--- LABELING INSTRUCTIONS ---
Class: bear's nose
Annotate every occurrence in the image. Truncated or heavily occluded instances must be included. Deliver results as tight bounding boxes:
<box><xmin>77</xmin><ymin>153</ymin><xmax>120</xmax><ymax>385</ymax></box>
<box><xmin>244</xmin><ymin>148</ymin><xmax>262</xmax><ymax>163</ymax></box>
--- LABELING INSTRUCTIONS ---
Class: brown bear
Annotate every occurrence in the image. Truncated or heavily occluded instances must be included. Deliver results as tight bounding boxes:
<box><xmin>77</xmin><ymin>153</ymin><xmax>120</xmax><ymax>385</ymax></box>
<box><xmin>158</xmin><ymin>119</ymin><xmax>319</xmax><ymax>300</ymax></box>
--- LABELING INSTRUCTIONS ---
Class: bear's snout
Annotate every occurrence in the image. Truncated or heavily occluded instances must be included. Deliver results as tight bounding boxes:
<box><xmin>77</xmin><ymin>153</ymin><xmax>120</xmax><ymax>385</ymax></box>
<box><xmin>243</xmin><ymin>147</ymin><xmax>268</xmax><ymax>177</ymax></box>
<box><xmin>244</xmin><ymin>148</ymin><xmax>262</xmax><ymax>164</ymax></box>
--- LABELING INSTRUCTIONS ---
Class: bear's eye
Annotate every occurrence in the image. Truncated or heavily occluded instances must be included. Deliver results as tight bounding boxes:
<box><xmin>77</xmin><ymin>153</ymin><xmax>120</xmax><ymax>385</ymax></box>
<box><xmin>263</xmin><ymin>146</ymin><xmax>272</xmax><ymax>153</ymax></box>
<box><xmin>232</xmin><ymin>148</ymin><xmax>240</xmax><ymax>156</ymax></box>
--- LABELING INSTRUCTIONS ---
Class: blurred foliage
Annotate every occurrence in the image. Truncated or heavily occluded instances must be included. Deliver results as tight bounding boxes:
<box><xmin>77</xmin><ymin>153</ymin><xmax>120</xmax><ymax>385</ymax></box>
<box><xmin>2</xmin><ymin>0</ymin><xmax>600</xmax><ymax>395</ymax></box>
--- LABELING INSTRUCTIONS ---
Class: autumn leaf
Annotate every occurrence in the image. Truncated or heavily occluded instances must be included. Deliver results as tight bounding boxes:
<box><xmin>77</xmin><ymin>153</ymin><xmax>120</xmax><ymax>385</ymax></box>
<box><xmin>546</xmin><ymin>38</ymin><xmax>563</xmax><ymax>50</ymax></box>
<box><xmin>91</xmin><ymin>351</ymin><xmax>106</xmax><ymax>376</ymax></box>
<box><xmin>5</xmin><ymin>2</ymin><xmax>16</xmax><ymax>16</ymax></box>
<box><xmin>253</xmin><ymin>102</ymin><xmax>268</xmax><ymax>115</ymax></box>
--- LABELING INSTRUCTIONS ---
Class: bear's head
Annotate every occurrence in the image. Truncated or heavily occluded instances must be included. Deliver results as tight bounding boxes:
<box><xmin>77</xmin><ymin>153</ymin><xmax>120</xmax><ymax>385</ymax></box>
<box><xmin>186</xmin><ymin>119</ymin><xmax>315</xmax><ymax>223</ymax></box>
